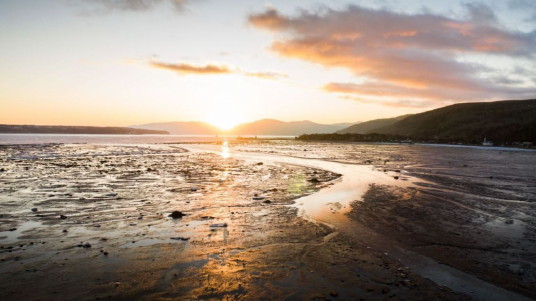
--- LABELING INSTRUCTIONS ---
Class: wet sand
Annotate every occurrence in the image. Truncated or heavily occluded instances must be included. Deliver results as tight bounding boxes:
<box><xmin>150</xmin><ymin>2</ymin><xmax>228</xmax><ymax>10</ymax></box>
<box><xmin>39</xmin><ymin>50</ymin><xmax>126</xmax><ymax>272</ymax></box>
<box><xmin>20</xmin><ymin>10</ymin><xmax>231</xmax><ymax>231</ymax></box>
<box><xmin>0</xmin><ymin>141</ymin><xmax>533</xmax><ymax>300</ymax></box>
<box><xmin>233</xmin><ymin>140</ymin><xmax>536</xmax><ymax>300</ymax></box>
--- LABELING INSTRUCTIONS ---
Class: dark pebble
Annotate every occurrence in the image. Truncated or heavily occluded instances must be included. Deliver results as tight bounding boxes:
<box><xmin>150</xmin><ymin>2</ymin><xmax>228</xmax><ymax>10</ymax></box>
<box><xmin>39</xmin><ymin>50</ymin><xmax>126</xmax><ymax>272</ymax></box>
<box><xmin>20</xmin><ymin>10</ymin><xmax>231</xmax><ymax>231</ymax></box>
<box><xmin>168</xmin><ymin>211</ymin><xmax>186</xmax><ymax>219</ymax></box>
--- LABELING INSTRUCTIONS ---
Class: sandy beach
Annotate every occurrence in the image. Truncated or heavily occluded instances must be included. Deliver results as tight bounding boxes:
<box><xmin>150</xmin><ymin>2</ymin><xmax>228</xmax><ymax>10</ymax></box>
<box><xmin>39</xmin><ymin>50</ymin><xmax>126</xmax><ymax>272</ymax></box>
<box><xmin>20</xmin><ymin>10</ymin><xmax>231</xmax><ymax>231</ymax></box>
<box><xmin>0</xmin><ymin>141</ymin><xmax>534</xmax><ymax>300</ymax></box>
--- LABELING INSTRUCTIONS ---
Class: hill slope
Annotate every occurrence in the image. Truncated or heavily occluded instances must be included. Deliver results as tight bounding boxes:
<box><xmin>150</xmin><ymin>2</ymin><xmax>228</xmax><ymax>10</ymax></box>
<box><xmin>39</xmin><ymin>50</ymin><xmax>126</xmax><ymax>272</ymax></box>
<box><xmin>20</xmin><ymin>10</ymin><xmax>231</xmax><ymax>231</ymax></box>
<box><xmin>133</xmin><ymin>119</ymin><xmax>356</xmax><ymax>136</ymax></box>
<box><xmin>231</xmin><ymin>119</ymin><xmax>354</xmax><ymax>135</ymax></box>
<box><xmin>373</xmin><ymin>99</ymin><xmax>536</xmax><ymax>143</ymax></box>
<box><xmin>337</xmin><ymin>115</ymin><xmax>411</xmax><ymax>134</ymax></box>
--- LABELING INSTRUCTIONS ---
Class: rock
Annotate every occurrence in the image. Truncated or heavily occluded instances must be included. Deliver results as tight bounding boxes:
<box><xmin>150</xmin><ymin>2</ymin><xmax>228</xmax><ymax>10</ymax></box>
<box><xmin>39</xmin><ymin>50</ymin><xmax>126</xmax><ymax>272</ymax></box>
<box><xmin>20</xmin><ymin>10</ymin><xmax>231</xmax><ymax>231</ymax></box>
<box><xmin>256</xmin><ymin>162</ymin><xmax>263</xmax><ymax>165</ymax></box>
<box><xmin>210</xmin><ymin>223</ymin><xmax>228</xmax><ymax>228</ymax></box>
<box><xmin>393</xmin><ymin>176</ymin><xmax>399</xmax><ymax>180</ymax></box>
<box><xmin>168</xmin><ymin>211</ymin><xmax>186</xmax><ymax>219</ymax></box>
<box><xmin>170</xmin><ymin>237</ymin><xmax>190</xmax><ymax>241</ymax></box>
<box><xmin>263</xmin><ymin>200</ymin><xmax>272</xmax><ymax>204</ymax></box>
<box><xmin>505</xmin><ymin>219</ymin><xmax>514</xmax><ymax>224</ymax></box>
<box><xmin>252</xmin><ymin>196</ymin><xmax>265</xmax><ymax>200</ymax></box>
<box><xmin>190</xmin><ymin>187</ymin><xmax>198</xmax><ymax>192</ymax></box>
<box><xmin>106</xmin><ymin>192</ymin><xmax>118</xmax><ymax>197</ymax></box>
<box><xmin>62</xmin><ymin>229</ymin><xmax>68</xmax><ymax>233</ymax></box>
<box><xmin>308</xmin><ymin>178</ymin><xmax>320</xmax><ymax>183</ymax></box>
<box><xmin>31</xmin><ymin>208</ymin><xmax>38</xmax><ymax>212</ymax></box>
<box><xmin>8</xmin><ymin>228</ymin><xmax>17</xmax><ymax>231</ymax></box>
<box><xmin>60</xmin><ymin>215</ymin><xmax>68</xmax><ymax>219</ymax></box>
<box><xmin>82</xmin><ymin>242</ymin><xmax>91</xmax><ymax>248</ymax></box>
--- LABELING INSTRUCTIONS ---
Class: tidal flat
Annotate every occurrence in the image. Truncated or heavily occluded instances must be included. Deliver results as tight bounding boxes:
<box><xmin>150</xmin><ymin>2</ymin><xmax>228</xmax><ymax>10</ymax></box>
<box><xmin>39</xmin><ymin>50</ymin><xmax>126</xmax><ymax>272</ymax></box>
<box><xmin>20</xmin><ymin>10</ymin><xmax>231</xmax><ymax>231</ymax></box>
<box><xmin>0</xmin><ymin>141</ymin><xmax>534</xmax><ymax>300</ymax></box>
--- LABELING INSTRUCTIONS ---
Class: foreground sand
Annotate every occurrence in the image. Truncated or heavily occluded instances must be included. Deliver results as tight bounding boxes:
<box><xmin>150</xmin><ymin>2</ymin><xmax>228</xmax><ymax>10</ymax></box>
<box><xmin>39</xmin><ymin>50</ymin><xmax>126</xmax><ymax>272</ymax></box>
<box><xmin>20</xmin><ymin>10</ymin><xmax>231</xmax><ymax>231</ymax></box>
<box><xmin>1</xmin><ymin>141</ymin><xmax>531</xmax><ymax>300</ymax></box>
<box><xmin>234</xmin><ymin>140</ymin><xmax>536</xmax><ymax>300</ymax></box>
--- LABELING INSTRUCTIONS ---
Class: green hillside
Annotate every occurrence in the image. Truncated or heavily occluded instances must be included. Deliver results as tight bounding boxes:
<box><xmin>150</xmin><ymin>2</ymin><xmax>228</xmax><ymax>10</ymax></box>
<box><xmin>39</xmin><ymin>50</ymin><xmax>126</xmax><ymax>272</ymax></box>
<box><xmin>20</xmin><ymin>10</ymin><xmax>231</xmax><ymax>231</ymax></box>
<box><xmin>337</xmin><ymin>115</ymin><xmax>411</xmax><ymax>134</ymax></box>
<box><xmin>372</xmin><ymin>99</ymin><xmax>536</xmax><ymax>144</ymax></box>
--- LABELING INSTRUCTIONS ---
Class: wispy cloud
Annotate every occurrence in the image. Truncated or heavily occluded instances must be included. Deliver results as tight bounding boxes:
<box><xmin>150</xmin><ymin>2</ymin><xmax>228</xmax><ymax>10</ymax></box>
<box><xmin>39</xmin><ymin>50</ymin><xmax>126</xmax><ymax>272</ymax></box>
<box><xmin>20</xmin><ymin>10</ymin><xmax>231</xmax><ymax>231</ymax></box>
<box><xmin>75</xmin><ymin>0</ymin><xmax>193</xmax><ymax>14</ymax></box>
<box><xmin>244</xmin><ymin>71</ymin><xmax>288</xmax><ymax>80</ymax></box>
<box><xmin>150</xmin><ymin>61</ymin><xmax>231</xmax><ymax>74</ymax></box>
<box><xmin>150</xmin><ymin>60</ymin><xmax>288</xmax><ymax>80</ymax></box>
<box><xmin>249</xmin><ymin>5</ymin><xmax>536</xmax><ymax>107</ymax></box>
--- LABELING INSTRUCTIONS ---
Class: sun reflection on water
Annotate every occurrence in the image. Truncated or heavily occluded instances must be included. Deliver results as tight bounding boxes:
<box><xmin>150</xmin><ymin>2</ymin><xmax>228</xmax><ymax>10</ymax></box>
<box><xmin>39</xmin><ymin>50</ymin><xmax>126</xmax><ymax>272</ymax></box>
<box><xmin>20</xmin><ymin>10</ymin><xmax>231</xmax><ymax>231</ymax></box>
<box><xmin>221</xmin><ymin>140</ymin><xmax>230</xmax><ymax>159</ymax></box>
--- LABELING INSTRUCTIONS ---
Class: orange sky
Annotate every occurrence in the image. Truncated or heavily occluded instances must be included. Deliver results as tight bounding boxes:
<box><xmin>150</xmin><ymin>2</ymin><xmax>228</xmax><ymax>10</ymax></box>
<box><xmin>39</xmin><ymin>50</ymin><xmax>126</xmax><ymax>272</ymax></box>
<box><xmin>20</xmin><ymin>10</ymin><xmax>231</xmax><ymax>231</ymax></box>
<box><xmin>1</xmin><ymin>0</ymin><xmax>534</xmax><ymax>128</ymax></box>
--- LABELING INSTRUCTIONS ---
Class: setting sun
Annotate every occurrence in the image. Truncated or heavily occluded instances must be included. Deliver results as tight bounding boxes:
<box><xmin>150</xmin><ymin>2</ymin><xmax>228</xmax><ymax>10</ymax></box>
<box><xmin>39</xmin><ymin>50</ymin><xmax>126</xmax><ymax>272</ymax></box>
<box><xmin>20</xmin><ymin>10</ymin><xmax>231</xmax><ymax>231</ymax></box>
<box><xmin>205</xmin><ymin>103</ymin><xmax>245</xmax><ymax>131</ymax></box>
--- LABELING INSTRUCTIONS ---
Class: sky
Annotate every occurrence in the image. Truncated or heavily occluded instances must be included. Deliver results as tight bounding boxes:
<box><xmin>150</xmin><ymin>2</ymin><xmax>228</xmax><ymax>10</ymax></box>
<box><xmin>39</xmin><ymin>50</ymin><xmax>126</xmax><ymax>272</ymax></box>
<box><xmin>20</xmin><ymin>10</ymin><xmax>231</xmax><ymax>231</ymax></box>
<box><xmin>0</xmin><ymin>0</ymin><xmax>535</xmax><ymax>129</ymax></box>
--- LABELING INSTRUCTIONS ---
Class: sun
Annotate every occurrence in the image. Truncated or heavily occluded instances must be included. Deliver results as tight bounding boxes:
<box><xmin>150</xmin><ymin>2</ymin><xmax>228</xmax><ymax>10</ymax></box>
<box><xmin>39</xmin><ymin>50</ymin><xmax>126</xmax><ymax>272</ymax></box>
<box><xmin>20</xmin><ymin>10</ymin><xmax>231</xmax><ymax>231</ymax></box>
<box><xmin>205</xmin><ymin>103</ymin><xmax>245</xmax><ymax>131</ymax></box>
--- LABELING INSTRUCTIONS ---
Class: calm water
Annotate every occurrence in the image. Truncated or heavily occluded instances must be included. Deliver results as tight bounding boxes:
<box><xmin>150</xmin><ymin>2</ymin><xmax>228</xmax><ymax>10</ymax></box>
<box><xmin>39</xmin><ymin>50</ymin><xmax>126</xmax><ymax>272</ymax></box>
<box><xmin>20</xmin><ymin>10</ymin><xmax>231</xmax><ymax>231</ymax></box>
<box><xmin>0</xmin><ymin>134</ymin><xmax>294</xmax><ymax>145</ymax></box>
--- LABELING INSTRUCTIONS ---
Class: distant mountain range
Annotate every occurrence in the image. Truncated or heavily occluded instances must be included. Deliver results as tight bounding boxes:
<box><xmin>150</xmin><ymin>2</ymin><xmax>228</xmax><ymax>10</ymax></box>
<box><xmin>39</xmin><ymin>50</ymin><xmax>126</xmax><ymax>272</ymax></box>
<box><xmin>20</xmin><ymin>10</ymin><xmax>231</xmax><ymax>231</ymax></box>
<box><xmin>130</xmin><ymin>121</ymin><xmax>220</xmax><ymax>135</ymax></box>
<box><xmin>5</xmin><ymin>98</ymin><xmax>533</xmax><ymax>143</ymax></box>
<box><xmin>231</xmin><ymin>119</ymin><xmax>354</xmax><ymax>135</ymax></box>
<box><xmin>335</xmin><ymin>99</ymin><xmax>536</xmax><ymax>144</ymax></box>
<box><xmin>132</xmin><ymin>119</ymin><xmax>356</xmax><ymax>135</ymax></box>
<box><xmin>0</xmin><ymin>124</ymin><xmax>168</xmax><ymax>135</ymax></box>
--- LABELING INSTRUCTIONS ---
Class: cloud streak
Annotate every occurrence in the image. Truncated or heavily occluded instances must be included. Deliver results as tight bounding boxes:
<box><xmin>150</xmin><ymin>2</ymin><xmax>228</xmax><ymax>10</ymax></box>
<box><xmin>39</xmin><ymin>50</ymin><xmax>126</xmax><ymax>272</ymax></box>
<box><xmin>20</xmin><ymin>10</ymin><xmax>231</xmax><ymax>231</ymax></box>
<box><xmin>150</xmin><ymin>61</ymin><xmax>231</xmax><ymax>74</ymax></box>
<box><xmin>249</xmin><ymin>5</ymin><xmax>536</xmax><ymax>107</ymax></box>
<box><xmin>78</xmin><ymin>0</ymin><xmax>192</xmax><ymax>13</ymax></box>
<box><xmin>150</xmin><ymin>61</ymin><xmax>288</xmax><ymax>80</ymax></box>
<box><xmin>244</xmin><ymin>71</ymin><xmax>288</xmax><ymax>80</ymax></box>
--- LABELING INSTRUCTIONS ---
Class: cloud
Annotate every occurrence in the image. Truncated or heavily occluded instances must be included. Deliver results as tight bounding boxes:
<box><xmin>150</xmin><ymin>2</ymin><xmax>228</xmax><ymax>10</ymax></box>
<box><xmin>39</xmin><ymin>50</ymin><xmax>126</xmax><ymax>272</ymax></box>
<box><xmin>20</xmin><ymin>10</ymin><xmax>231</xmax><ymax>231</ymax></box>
<box><xmin>249</xmin><ymin>5</ymin><xmax>536</xmax><ymax>107</ymax></box>
<box><xmin>149</xmin><ymin>61</ymin><xmax>288</xmax><ymax>79</ymax></box>
<box><xmin>150</xmin><ymin>61</ymin><xmax>231</xmax><ymax>74</ymax></box>
<box><xmin>245</xmin><ymin>71</ymin><xmax>288</xmax><ymax>80</ymax></box>
<box><xmin>76</xmin><ymin>0</ymin><xmax>192</xmax><ymax>13</ymax></box>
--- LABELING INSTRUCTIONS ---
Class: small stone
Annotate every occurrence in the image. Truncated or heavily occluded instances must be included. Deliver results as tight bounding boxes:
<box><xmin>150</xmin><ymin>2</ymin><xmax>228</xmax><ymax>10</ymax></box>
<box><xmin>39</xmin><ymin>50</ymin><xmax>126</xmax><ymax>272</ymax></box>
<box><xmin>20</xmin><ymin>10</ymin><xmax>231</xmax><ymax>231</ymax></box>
<box><xmin>262</xmin><ymin>200</ymin><xmax>272</xmax><ymax>204</ymax></box>
<box><xmin>31</xmin><ymin>208</ymin><xmax>38</xmax><ymax>212</ymax></box>
<box><xmin>82</xmin><ymin>242</ymin><xmax>91</xmax><ymax>248</ymax></box>
<box><xmin>60</xmin><ymin>215</ymin><xmax>68</xmax><ymax>219</ymax></box>
<box><xmin>209</xmin><ymin>223</ymin><xmax>228</xmax><ymax>228</ymax></box>
<box><xmin>168</xmin><ymin>211</ymin><xmax>186</xmax><ymax>219</ymax></box>
<box><xmin>393</xmin><ymin>176</ymin><xmax>399</xmax><ymax>180</ymax></box>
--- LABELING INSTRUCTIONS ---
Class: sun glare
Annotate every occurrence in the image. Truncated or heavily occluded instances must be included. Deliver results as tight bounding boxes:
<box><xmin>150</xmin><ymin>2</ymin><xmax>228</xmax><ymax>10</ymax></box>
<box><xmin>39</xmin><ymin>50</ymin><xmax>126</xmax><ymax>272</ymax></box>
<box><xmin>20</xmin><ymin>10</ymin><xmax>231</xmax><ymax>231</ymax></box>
<box><xmin>206</xmin><ymin>103</ymin><xmax>245</xmax><ymax>131</ymax></box>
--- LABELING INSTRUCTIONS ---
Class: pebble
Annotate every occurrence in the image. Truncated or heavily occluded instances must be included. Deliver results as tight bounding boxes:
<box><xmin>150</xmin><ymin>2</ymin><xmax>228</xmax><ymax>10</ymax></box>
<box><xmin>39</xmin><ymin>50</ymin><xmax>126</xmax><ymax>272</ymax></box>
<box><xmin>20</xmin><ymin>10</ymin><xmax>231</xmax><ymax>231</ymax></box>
<box><xmin>168</xmin><ymin>211</ymin><xmax>186</xmax><ymax>219</ymax></box>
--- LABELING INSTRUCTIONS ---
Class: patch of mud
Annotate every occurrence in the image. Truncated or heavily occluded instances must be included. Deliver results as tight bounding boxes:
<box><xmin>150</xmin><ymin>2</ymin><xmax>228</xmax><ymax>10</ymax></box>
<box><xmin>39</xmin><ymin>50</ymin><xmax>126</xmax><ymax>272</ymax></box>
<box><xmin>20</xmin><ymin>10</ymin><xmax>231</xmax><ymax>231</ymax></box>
<box><xmin>0</xmin><ymin>143</ymin><xmax>341</xmax><ymax>300</ymax></box>
<box><xmin>232</xmin><ymin>140</ymin><xmax>536</xmax><ymax>299</ymax></box>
